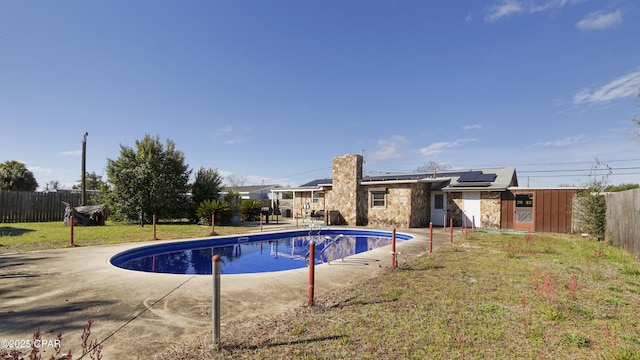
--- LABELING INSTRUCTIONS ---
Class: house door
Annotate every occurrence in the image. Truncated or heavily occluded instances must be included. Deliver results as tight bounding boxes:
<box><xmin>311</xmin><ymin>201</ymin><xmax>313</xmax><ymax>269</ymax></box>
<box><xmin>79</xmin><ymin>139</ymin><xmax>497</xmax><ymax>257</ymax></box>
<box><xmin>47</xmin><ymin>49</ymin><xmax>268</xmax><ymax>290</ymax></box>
<box><xmin>431</xmin><ymin>192</ymin><xmax>447</xmax><ymax>226</ymax></box>
<box><xmin>514</xmin><ymin>192</ymin><xmax>535</xmax><ymax>232</ymax></box>
<box><xmin>462</xmin><ymin>192</ymin><xmax>481</xmax><ymax>228</ymax></box>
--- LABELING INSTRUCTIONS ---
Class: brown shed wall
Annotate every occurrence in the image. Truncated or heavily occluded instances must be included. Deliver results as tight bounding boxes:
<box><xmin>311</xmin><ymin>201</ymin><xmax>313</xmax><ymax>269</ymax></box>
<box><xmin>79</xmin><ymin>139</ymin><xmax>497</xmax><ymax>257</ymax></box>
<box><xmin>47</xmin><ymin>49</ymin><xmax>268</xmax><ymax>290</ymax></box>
<box><xmin>501</xmin><ymin>189</ymin><xmax>575</xmax><ymax>233</ymax></box>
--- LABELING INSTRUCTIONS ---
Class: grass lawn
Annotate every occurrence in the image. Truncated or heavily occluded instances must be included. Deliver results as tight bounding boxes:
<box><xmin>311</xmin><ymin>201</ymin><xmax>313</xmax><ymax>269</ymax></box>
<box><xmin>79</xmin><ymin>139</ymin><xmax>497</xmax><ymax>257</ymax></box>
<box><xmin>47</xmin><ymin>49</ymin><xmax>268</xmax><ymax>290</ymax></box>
<box><xmin>0</xmin><ymin>220</ymin><xmax>261</xmax><ymax>253</ymax></box>
<box><xmin>158</xmin><ymin>232</ymin><xmax>640</xmax><ymax>360</ymax></box>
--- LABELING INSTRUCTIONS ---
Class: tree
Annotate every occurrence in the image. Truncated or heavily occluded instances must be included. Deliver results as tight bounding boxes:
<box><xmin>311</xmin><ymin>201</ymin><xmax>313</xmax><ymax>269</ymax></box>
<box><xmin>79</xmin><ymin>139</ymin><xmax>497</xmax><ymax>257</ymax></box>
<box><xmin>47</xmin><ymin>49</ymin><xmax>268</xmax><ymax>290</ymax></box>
<box><xmin>73</xmin><ymin>171</ymin><xmax>107</xmax><ymax>190</ymax></box>
<box><xmin>191</xmin><ymin>167</ymin><xmax>224</xmax><ymax>206</ymax></box>
<box><xmin>45</xmin><ymin>180</ymin><xmax>60</xmax><ymax>191</ymax></box>
<box><xmin>415</xmin><ymin>161</ymin><xmax>451</xmax><ymax>173</ymax></box>
<box><xmin>575</xmin><ymin>159</ymin><xmax>610</xmax><ymax>241</ymax></box>
<box><xmin>0</xmin><ymin>160</ymin><xmax>38</xmax><ymax>191</ymax></box>
<box><xmin>104</xmin><ymin>134</ymin><xmax>191</xmax><ymax>222</ymax></box>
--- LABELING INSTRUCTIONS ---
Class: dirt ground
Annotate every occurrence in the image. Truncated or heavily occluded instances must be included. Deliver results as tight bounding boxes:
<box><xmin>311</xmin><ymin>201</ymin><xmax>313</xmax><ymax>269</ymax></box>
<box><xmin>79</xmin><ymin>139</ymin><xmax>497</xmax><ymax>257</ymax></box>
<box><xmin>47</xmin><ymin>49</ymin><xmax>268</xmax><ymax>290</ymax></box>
<box><xmin>0</xmin><ymin>225</ymin><xmax>452</xmax><ymax>359</ymax></box>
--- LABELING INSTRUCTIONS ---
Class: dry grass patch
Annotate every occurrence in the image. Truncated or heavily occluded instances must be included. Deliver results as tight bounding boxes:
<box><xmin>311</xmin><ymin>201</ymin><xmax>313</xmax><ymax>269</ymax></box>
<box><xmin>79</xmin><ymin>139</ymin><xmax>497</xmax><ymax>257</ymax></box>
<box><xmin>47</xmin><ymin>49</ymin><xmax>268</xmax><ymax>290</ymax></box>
<box><xmin>158</xmin><ymin>232</ymin><xmax>640</xmax><ymax>359</ymax></box>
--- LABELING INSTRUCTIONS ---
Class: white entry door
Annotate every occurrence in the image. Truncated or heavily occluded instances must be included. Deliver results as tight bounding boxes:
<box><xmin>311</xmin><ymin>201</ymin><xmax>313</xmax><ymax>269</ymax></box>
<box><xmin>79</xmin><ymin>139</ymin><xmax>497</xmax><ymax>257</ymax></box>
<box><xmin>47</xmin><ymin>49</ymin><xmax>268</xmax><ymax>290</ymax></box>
<box><xmin>431</xmin><ymin>192</ymin><xmax>447</xmax><ymax>226</ymax></box>
<box><xmin>462</xmin><ymin>192</ymin><xmax>481</xmax><ymax>228</ymax></box>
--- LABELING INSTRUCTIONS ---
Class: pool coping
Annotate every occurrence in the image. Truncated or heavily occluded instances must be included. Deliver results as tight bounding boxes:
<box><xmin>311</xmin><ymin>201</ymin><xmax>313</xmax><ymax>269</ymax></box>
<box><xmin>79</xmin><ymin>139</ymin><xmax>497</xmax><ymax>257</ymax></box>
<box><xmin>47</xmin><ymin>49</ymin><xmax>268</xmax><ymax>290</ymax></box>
<box><xmin>0</xmin><ymin>226</ymin><xmax>455</xmax><ymax>358</ymax></box>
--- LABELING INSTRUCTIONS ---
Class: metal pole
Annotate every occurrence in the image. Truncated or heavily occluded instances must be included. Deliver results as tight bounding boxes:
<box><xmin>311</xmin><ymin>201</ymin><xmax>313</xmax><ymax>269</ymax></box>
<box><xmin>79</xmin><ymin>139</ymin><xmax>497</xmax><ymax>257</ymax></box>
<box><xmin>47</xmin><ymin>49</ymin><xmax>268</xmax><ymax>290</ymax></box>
<box><xmin>450</xmin><ymin>218</ymin><xmax>453</xmax><ymax>243</ymax></box>
<box><xmin>211</xmin><ymin>213</ymin><xmax>215</xmax><ymax>234</ymax></box>
<box><xmin>212</xmin><ymin>255</ymin><xmax>221</xmax><ymax>349</ymax></box>
<box><xmin>81</xmin><ymin>132</ymin><xmax>88</xmax><ymax>206</ymax></box>
<box><xmin>308</xmin><ymin>240</ymin><xmax>316</xmax><ymax>308</ymax></box>
<box><xmin>429</xmin><ymin>222</ymin><xmax>433</xmax><ymax>253</ymax></box>
<box><xmin>70</xmin><ymin>215</ymin><xmax>74</xmax><ymax>247</ymax></box>
<box><xmin>260</xmin><ymin>214</ymin><xmax>263</xmax><ymax>232</ymax></box>
<box><xmin>153</xmin><ymin>214</ymin><xmax>157</xmax><ymax>240</ymax></box>
<box><xmin>391</xmin><ymin>228</ymin><xmax>397</xmax><ymax>269</ymax></box>
<box><xmin>472</xmin><ymin>215</ymin><xmax>476</xmax><ymax>233</ymax></box>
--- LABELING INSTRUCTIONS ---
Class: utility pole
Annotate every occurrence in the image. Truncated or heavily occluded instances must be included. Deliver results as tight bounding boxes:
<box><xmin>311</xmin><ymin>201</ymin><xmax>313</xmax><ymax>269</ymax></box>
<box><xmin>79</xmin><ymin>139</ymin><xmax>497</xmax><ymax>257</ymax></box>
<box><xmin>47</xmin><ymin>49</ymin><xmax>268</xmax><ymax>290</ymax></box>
<box><xmin>81</xmin><ymin>132</ymin><xmax>88</xmax><ymax>206</ymax></box>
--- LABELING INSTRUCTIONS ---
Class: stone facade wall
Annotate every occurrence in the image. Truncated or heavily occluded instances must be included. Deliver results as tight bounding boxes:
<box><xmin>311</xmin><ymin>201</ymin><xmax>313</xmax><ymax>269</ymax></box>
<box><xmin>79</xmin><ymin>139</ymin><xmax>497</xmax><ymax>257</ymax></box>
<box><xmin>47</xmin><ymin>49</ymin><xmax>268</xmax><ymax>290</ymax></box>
<box><xmin>330</xmin><ymin>154</ymin><xmax>363</xmax><ymax>225</ymax></box>
<box><xmin>411</xmin><ymin>183</ymin><xmax>430</xmax><ymax>227</ymax></box>
<box><xmin>293</xmin><ymin>192</ymin><xmax>325</xmax><ymax>218</ymax></box>
<box><xmin>480</xmin><ymin>192</ymin><xmax>501</xmax><ymax>229</ymax></box>
<box><xmin>367</xmin><ymin>185</ymin><xmax>412</xmax><ymax>228</ymax></box>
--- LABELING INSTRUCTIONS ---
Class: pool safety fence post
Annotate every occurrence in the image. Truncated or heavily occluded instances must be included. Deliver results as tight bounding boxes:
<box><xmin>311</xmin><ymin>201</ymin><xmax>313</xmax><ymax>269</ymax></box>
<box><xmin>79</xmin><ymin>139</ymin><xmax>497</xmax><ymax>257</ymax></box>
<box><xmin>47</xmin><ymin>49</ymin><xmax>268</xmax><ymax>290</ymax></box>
<box><xmin>308</xmin><ymin>240</ymin><xmax>316</xmax><ymax>308</ymax></box>
<box><xmin>429</xmin><ymin>222</ymin><xmax>433</xmax><ymax>253</ymax></box>
<box><xmin>212</xmin><ymin>255</ymin><xmax>222</xmax><ymax>349</ymax></box>
<box><xmin>472</xmin><ymin>216</ymin><xmax>476</xmax><ymax>233</ymax></box>
<box><xmin>444</xmin><ymin>214</ymin><xmax>447</xmax><ymax>230</ymax></box>
<box><xmin>391</xmin><ymin>228</ymin><xmax>397</xmax><ymax>269</ymax></box>
<box><xmin>153</xmin><ymin>215</ymin><xmax>157</xmax><ymax>240</ymax></box>
<box><xmin>211</xmin><ymin>213</ymin><xmax>215</xmax><ymax>234</ymax></box>
<box><xmin>70</xmin><ymin>216</ymin><xmax>74</xmax><ymax>247</ymax></box>
<box><xmin>449</xmin><ymin>219</ymin><xmax>453</xmax><ymax>243</ymax></box>
<box><xmin>260</xmin><ymin>214</ymin><xmax>263</xmax><ymax>232</ymax></box>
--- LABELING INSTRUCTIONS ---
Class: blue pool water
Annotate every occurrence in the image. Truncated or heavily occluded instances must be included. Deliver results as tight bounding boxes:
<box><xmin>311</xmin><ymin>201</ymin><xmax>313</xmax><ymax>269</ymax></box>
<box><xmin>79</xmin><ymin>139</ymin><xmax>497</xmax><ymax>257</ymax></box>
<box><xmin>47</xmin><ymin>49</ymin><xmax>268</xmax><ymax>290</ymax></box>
<box><xmin>110</xmin><ymin>229</ymin><xmax>412</xmax><ymax>275</ymax></box>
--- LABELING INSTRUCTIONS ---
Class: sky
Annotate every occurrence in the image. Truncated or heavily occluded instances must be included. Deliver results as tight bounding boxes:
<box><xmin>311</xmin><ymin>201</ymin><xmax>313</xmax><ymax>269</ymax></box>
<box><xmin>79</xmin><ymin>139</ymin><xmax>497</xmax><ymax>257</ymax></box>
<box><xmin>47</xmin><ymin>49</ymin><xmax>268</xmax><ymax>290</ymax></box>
<box><xmin>1</xmin><ymin>0</ymin><xmax>640</xmax><ymax>190</ymax></box>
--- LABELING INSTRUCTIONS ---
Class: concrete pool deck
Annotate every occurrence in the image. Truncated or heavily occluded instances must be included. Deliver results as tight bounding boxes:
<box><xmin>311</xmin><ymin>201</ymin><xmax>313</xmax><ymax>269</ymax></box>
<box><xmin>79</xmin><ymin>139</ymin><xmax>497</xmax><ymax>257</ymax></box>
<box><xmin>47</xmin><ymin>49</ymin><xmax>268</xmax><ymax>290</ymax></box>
<box><xmin>0</xmin><ymin>225</ymin><xmax>456</xmax><ymax>359</ymax></box>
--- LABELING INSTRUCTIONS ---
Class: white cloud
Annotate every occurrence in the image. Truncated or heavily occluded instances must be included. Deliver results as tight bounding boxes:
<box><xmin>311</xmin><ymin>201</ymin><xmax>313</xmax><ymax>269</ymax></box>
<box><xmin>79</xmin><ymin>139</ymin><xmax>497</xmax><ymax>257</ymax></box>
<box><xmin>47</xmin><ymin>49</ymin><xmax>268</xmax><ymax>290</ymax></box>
<box><xmin>485</xmin><ymin>0</ymin><xmax>584</xmax><ymax>23</ymax></box>
<box><xmin>28</xmin><ymin>166</ymin><xmax>53</xmax><ymax>175</ymax></box>
<box><xmin>573</xmin><ymin>71</ymin><xmax>640</xmax><ymax>104</ymax></box>
<box><xmin>57</xmin><ymin>150</ymin><xmax>82</xmax><ymax>157</ymax></box>
<box><xmin>463</xmin><ymin>124</ymin><xmax>482</xmax><ymax>130</ymax></box>
<box><xmin>419</xmin><ymin>138</ymin><xmax>476</xmax><ymax>156</ymax></box>
<box><xmin>211</xmin><ymin>125</ymin><xmax>247</xmax><ymax>144</ymax></box>
<box><xmin>212</xmin><ymin>125</ymin><xmax>233</xmax><ymax>138</ymax></box>
<box><xmin>484</xmin><ymin>0</ymin><xmax>525</xmax><ymax>23</ymax></box>
<box><xmin>534</xmin><ymin>135</ymin><xmax>586</xmax><ymax>146</ymax></box>
<box><xmin>367</xmin><ymin>135</ymin><xmax>410</xmax><ymax>162</ymax></box>
<box><xmin>575</xmin><ymin>10</ymin><xmax>622</xmax><ymax>31</ymax></box>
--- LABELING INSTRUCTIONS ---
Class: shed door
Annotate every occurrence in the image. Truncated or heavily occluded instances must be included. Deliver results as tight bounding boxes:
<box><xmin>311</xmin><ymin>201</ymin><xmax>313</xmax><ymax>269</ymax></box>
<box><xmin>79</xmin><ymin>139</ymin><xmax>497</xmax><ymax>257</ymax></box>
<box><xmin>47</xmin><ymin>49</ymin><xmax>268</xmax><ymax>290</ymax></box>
<box><xmin>431</xmin><ymin>192</ymin><xmax>447</xmax><ymax>226</ymax></box>
<box><xmin>462</xmin><ymin>192</ymin><xmax>481</xmax><ymax>228</ymax></box>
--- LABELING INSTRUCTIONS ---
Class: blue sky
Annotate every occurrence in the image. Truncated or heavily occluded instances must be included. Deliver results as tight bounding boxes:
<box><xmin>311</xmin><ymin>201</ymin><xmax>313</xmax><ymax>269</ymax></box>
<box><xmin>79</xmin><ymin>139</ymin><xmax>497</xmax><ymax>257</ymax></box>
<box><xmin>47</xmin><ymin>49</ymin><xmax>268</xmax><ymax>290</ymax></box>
<box><xmin>1</xmin><ymin>0</ymin><xmax>639</xmax><ymax>190</ymax></box>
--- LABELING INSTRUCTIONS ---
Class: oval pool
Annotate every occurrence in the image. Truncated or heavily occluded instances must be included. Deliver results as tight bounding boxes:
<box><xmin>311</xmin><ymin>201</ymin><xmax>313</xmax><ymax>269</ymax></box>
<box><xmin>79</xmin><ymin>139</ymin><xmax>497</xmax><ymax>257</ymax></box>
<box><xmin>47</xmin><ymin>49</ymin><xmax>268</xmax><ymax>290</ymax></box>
<box><xmin>109</xmin><ymin>229</ymin><xmax>412</xmax><ymax>275</ymax></box>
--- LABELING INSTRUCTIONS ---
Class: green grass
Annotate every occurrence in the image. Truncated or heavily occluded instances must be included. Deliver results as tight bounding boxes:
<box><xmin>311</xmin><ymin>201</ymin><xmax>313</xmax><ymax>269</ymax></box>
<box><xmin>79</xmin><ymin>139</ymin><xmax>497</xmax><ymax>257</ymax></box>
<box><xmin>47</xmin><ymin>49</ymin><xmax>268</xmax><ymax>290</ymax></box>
<box><xmin>0</xmin><ymin>221</ymin><xmax>260</xmax><ymax>253</ymax></box>
<box><xmin>155</xmin><ymin>231</ymin><xmax>640</xmax><ymax>360</ymax></box>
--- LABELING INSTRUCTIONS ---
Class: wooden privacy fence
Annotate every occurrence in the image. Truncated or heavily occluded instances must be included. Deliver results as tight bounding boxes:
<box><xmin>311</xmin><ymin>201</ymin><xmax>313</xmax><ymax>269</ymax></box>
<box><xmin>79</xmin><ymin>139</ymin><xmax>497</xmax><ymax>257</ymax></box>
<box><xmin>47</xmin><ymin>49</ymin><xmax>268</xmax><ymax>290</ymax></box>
<box><xmin>605</xmin><ymin>188</ymin><xmax>640</xmax><ymax>259</ymax></box>
<box><xmin>0</xmin><ymin>191</ymin><xmax>84</xmax><ymax>223</ymax></box>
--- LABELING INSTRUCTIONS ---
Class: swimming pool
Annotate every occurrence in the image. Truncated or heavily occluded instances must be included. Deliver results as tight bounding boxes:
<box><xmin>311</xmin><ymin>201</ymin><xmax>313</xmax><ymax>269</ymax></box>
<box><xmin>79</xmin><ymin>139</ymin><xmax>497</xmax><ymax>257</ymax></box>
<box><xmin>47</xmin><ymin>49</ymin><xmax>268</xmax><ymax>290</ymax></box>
<box><xmin>109</xmin><ymin>229</ymin><xmax>412</xmax><ymax>275</ymax></box>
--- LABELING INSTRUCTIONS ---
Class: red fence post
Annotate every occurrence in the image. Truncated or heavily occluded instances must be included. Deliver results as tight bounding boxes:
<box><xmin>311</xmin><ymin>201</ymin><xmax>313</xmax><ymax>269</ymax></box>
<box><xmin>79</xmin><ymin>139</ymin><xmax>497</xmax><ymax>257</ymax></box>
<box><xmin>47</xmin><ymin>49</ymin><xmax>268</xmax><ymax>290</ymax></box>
<box><xmin>211</xmin><ymin>213</ymin><xmax>215</xmax><ymax>235</ymax></box>
<box><xmin>429</xmin><ymin>222</ymin><xmax>433</xmax><ymax>253</ymax></box>
<box><xmin>308</xmin><ymin>240</ymin><xmax>316</xmax><ymax>308</ymax></box>
<box><xmin>260</xmin><ymin>214</ymin><xmax>263</xmax><ymax>232</ymax></box>
<box><xmin>450</xmin><ymin>218</ymin><xmax>453</xmax><ymax>243</ymax></box>
<box><xmin>391</xmin><ymin>228</ymin><xmax>397</xmax><ymax>269</ymax></box>
<box><xmin>70</xmin><ymin>215</ymin><xmax>74</xmax><ymax>247</ymax></box>
<box><xmin>472</xmin><ymin>215</ymin><xmax>476</xmax><ymax>233</ymax></box>
<box><xmin>153</xmin><ymin>214</ymin><xmax>157</xmax><ymax>240</ymax></box>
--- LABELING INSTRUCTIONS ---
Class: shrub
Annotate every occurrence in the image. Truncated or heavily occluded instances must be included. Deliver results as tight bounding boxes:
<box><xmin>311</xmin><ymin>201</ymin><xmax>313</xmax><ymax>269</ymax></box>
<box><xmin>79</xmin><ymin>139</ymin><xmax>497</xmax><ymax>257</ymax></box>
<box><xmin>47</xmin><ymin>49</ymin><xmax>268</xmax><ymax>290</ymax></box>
<box><xmin>196</xmin><ymin>199</ymin><xmax>232</xmax><ymax>225</ymax></box>
<box><xmin>241</xmin><ymin>199</ymin><xmax>263</xmax><ymax>221</ymax></box>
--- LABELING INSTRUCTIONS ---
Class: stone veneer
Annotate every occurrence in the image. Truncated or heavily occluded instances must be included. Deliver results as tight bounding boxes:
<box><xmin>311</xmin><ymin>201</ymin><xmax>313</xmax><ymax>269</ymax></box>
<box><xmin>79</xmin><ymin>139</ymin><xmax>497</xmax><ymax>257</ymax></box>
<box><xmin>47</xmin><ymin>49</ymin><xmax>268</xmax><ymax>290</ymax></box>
<box><xmin>326</xmin><ymin>154</ymin><xmax>363</xmax><ymax>225</ymax></box>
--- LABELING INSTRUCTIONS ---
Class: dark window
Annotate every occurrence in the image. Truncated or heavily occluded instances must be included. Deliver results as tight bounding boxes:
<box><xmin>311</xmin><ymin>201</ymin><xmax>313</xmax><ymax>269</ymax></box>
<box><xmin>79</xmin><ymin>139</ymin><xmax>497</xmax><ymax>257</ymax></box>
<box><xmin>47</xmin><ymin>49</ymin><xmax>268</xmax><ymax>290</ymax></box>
<box><xmin>371</xmin><ymin>191</ymin><xmax>386</xmax><ymax>208</ymax></box>
<box><xmin>516</xmin><ymin>194</ymin><xmax>533</xmax><ymax>207</ymax></box>
<box><xmin>434</xmin><ymin>194</ymin><xmax>444</xmax><ymax>209</ymax></box>
<box><xmin>515</xmin><ymin>193</ymin><xmax>533</xmax><ymax>222</ymax></box>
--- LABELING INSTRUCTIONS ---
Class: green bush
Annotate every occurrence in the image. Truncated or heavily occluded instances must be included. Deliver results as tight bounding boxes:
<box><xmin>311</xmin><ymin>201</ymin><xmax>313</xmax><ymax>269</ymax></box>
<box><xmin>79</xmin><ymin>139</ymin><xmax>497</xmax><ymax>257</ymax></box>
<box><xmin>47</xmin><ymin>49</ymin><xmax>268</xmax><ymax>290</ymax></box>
<box><xmin>196</xmin><ymin>199</ymin><xmax>232</xmax><ymax>225</ymax></box>
<box><xmin>241</xmin><ymin>199</ymin><xmax>263</xmax><ymax>221</ymax></box>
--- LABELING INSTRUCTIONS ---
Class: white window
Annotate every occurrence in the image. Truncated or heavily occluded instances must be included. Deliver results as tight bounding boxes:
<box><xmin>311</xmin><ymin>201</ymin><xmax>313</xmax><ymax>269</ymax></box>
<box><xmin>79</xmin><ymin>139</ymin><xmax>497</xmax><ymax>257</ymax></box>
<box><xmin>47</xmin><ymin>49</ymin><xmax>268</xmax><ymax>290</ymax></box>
<box><xmin>370</xmin><ymin>188</ymin><xmax>387</xmax><ymax>208</ymax></box>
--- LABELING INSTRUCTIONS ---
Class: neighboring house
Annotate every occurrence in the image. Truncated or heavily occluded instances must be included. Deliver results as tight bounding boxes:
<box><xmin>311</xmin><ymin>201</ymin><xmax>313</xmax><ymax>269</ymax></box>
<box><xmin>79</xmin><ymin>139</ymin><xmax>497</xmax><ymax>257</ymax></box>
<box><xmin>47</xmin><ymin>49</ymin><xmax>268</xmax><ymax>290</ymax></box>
<box><xmin>272</xmin><ymin>154</ymin><xmax>577</xmax><ymax>233</ymax></box>
<box><xmin>222</xmin><ymin>185</ymin><xmax>281</xmax><ymax>200</ymax></box>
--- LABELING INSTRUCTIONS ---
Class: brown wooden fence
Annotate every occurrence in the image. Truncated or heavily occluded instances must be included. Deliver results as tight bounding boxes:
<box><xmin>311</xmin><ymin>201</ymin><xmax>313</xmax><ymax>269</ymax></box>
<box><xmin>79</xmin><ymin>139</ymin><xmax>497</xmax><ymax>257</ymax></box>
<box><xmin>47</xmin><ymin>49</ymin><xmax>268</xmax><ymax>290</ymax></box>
<box><xmin>605</xmin><ymin>188</ymin><xmax>640</xmax><ymax>259</ymax></box>
<box><xmin>0</xmin><ymin>191</ymin><xmax>85</xmax><ymax>223</ymax></box>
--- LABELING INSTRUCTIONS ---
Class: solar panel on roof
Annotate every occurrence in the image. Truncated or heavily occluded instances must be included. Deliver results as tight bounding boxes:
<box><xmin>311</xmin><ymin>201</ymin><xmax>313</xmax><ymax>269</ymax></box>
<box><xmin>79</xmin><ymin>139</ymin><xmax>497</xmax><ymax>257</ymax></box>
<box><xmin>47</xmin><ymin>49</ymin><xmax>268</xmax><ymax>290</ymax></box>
<box><xmin>476</xmin><ymin>173</ymin><xmax>497</xmax><ymax>182</ymax></box>
<box><xmin>457</xmin><ymin>171</ymin><xmax>497</xmax><ymax>183</ymax></box>
<box><xmin>457</xmin><ymin>171</ymin><xmax>482</xmax><ymax>182</ymax></box>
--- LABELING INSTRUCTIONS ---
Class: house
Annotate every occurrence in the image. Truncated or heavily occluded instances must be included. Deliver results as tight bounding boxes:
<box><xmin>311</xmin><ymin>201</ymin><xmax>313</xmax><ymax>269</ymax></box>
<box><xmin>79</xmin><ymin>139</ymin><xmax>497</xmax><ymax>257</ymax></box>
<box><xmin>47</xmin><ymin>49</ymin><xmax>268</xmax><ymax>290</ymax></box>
<box><xmin>221</xmin><ymin>185</ymin><xmax>281</xmax><ymax>200</ymax></box>
<box><xmin>272</xmin><ymin>154</ymin><xmax>577</xmax><ymax>233</ymax></box>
